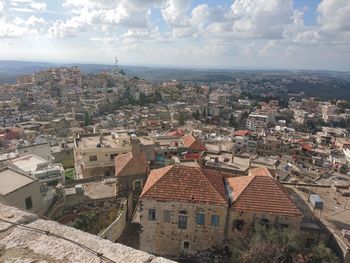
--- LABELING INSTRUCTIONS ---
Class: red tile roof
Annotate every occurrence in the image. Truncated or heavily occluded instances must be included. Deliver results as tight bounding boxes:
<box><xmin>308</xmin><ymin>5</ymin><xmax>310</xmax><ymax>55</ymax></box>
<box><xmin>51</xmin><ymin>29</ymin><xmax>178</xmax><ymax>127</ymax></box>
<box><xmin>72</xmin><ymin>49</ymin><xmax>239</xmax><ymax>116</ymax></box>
<box><xmin>234</xmin><ymin>130</ymin><xmax>251</xmax><ymax>136</ymax></box>
<box><xmin>226</xmin><ymin>167</ymin><xmax>302</xmax><ymax>217</ymax></box>
<box><xmin>115</xmin><ymin>152</ymin><xmax>148</xmax><ymax>177</ymax></box>
<box><xmin>166</xmin><ymin>129</ymin><xmax>184</xmax><ymax>137</ymax></box>
<box><xmin>184</xmin><ymin>153</ymin><xmax>201</xmax><ymax>160</ymax></box>
<box><xmin>301</xmin><ymin>143</ymin><xmax>313</xmax><ymax>152</ymax></box>
<box><xmin>182</xmin><ymin>134</ymin><xmax>207</xmax><ymax>152</ymax></box>
<box><xmin>140</xmin><ymin>165</ymin><xmax>227</xmax><ymax>206</ymax></box>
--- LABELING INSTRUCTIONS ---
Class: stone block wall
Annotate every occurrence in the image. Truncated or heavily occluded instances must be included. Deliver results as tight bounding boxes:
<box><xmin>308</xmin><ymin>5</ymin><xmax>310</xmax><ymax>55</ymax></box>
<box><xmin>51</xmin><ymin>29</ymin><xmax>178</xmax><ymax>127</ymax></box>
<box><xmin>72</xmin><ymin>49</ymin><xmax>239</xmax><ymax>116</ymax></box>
<box><xmin>0</xmin><ymin>203</ymin><xmax>176</xmax><ymax>263</ymax></box>
<box><xmin>139</xmin><ymin>199</ymin><xmax>227</xmax><ymax>257</ymax></box>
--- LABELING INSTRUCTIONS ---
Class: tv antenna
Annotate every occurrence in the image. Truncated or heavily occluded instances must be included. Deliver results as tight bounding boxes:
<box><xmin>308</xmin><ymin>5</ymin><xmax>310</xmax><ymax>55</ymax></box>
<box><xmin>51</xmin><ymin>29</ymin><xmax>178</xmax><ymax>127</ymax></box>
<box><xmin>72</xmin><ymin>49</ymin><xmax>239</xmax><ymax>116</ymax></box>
<box><xmin>115</xmin><ymin>57</ymin><xmax>118</xmax><ymax>67</ymax></box>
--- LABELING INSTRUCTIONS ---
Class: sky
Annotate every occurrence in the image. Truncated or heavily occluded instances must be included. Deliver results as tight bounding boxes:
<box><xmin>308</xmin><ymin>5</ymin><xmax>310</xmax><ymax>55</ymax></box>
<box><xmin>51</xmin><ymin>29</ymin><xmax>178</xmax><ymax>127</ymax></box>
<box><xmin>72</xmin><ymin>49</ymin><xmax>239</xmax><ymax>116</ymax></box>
<box><xmin>0</xmin><ymin>0</ymin><xmax>350</xmax><ymax>70</ymax></box>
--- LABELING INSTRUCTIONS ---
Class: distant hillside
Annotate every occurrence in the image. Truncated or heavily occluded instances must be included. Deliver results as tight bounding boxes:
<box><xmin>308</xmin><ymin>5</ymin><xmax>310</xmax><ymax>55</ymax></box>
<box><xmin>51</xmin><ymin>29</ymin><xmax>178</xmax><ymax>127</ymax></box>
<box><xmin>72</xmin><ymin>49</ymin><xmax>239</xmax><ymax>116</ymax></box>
<box><xmin>0</xmin><ymin>60</ymin><xmax>349</xmax><ymax>99</ymax></box>
<box><xmin>0</xmin><ymin>61</ymin><xmax>55</xmax><ymax>83</ymax></box>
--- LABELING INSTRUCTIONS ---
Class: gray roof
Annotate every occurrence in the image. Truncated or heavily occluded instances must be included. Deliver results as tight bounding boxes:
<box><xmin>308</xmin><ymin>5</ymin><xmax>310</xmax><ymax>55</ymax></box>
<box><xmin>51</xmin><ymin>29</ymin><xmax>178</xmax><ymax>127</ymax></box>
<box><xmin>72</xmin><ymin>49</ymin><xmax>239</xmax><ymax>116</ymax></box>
<box><xmin>0</xmin><ymin>167</ymin><xmax>35</xmax><ymax>196</ymax></box>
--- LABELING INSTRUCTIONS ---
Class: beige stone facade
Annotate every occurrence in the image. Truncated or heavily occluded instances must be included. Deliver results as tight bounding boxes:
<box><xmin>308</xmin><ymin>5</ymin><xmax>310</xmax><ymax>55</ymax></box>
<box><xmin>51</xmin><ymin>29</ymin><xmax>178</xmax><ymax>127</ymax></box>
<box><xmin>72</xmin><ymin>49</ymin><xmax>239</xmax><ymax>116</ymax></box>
<box><xmin>227</xmin><ymin>210</ymin><xmax>302</xmax><ymax>242</ymax></box>
<box><xmin>139</xmin><ymin>199</ymin><xmax>227</xmax><ymax>257</ymax></box>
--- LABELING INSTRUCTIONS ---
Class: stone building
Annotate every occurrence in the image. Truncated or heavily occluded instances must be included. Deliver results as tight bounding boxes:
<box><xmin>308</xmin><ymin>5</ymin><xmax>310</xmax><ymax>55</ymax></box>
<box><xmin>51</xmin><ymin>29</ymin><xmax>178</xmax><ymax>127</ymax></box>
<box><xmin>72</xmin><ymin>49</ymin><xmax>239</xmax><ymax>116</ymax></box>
<box><xmin>138</xmin><ymin>165</ymin><xmax>227</xmax><ymax>257</ymax></box>
<box><xmin>115</xmin><ymin>152</ymin><xmax>149</xmax><ymax>196</ymax></box>
<box><xmin>226</xmin><ymin>167</ymin><xmax>302</xmax><ymax>243</ymax></box>
<box><xmin>137</xmin><ymin>165</ymin><xmax>303</xmax><ymax>258</ymax></box>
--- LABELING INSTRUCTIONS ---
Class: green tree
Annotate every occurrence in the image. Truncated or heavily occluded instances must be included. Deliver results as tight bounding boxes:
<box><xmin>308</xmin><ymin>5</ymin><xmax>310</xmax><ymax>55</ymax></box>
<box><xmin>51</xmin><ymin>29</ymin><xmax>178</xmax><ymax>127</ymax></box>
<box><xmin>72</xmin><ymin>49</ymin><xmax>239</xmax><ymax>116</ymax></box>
<box><xmin>308</xmin><ymin>241</ymin><xmax>339</xmax><ymax>263</ymax></box>
<box><xmin>231</xmin><ymin>224</ymin><xmax>302</xmax><ymax>263</ymax></box>
<box><xmin>193</xmin><ymin>110</ymin><xmax>200</xmax><ymax>120</ymax></box>
<box><xmin>154</xmin><ymin>91</ymin><xmax>162</xmax><ymax>102</ymax></box>
<box><xmin>229</xmin><ymin>115</ymin><xmax>238</xmax><ymax>128</ymax></box>
<box><xmin>84</xmin><ymin>112</ymin><xmax>92</xmax><ymax>126</ymax></box>
<box><xmin>177</xmin><ymin>112</ymin><xmax>187</xmax><ymax>126</ymax></box>
<box><xmin>230</xmin><ymin>224</ymin><xmax>338</xmax><ymax>263</ymax></box>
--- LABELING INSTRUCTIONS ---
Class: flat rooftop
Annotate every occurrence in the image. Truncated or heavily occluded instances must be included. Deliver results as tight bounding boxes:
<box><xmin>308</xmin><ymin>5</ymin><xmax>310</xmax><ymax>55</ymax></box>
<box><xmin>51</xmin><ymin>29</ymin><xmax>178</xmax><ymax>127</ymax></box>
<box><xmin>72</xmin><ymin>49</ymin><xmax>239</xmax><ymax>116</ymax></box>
<box><xmin>0</xmin><ymin>168</ymin><xmax>34</xmax><ymax>195</ymax></box>
<box><xmin>285</xmin><ymin>184</ymin><xmax>350</xmax><ymax>246</ymax></box>
<box><xmin>204</xmin><ymin>153</ymin><xmax>250</xmax><ymax>172</ymax></box>
<box><xmin>78</xmin><ymin>134</ymin><xmax>130</xmax><ymax>148</ymax></box>
<box><xmin>10</xmin><ymin>155</ymin><xmax>48</xmax><ymax>173</ymax></box>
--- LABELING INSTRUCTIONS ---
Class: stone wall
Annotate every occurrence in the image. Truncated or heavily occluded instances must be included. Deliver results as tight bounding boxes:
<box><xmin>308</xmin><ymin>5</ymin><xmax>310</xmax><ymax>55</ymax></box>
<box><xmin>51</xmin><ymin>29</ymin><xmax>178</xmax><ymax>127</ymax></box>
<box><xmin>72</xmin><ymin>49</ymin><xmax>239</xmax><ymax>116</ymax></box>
<box><xmin>139</xmin><ymin>199</ymin><xmax>227</xmax><ymax>257</ymax></box>
<box><xmin>99</xmin><ymin>198</ymin><xmax>127</xmax><ymax>242</ymax></box>
<box><xmin>0</xmin><ymin>203</ymin><xmax>176</xmax><ymax>263</ymax></box>
<box><xmin>227</xmin><ymin>210</ymin><xmax>302</xmax><ymax>243</ymax></box>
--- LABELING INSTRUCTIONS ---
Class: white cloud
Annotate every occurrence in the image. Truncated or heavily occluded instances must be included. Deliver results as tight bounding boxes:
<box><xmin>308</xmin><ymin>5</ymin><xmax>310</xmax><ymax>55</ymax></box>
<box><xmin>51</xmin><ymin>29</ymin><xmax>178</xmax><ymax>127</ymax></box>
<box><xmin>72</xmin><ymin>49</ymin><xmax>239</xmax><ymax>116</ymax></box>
<box><xmin>0</xmin><ymin>0</ymin><xmax>5</xmax><ymax>17</ymax></box>
<box><xmin>0</xmin><ymin>21</ymin><xmax>28</xmax><ymax>38</ymax></box>
<box><xmin>9</xmin><ymin>0</ymin><xmax>47</xmax><ymax>12</ymax></box>
<box><xmin>30</xmin><ymin>1</ymin><xmax>46</xmax><ymax>12</ymax></box>
<box><xmin>13</xmin><ymin>15</ymin><xmax>45</xmax><ymax>28</ymax></box>
<box><xmin>91</xmin><ymin>36</ymin><xmax>118</xmax><ymax>45</ymax></box>
<box><xmin>161</xmin><ymin>0</ymin><xmax>192</xmax><ymax>27</ymax></box>
<box><xmin>231</xmin><ymin>0</ymin><xmax>293</xmax><ymax>39</ymax></box>
<box><xmin>317</xmin><ymin>0</ymin><xmax>350</xmax><ymax>31</ymax></box>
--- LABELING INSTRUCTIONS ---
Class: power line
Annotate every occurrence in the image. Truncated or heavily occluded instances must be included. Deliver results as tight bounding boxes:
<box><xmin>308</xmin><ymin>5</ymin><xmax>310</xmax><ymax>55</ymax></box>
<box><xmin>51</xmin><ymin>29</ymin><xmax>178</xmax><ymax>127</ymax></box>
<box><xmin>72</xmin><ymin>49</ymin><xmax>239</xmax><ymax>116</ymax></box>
<box><xmin>0</xmin><ymin>217</ymin><xmax>118</xmax><ymax>263</ymax></box>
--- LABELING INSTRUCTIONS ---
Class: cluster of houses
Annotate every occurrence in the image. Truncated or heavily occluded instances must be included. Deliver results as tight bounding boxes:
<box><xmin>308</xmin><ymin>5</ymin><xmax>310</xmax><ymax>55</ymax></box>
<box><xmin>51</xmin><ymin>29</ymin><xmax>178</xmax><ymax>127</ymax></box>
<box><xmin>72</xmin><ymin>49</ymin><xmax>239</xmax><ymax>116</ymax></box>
<box><xmin>1</xmin><ymin>67</ymin><xmax>350</xmax><ymax>261</ymax></box>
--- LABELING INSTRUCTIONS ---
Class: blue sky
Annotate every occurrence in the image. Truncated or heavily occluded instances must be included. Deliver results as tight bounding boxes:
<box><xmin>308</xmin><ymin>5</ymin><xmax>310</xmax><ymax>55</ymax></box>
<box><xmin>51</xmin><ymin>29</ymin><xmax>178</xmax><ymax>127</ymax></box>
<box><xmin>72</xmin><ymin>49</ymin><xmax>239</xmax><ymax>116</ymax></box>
<box><xmin>0</xmin><ymin>0</ymin><xmax>349</xmax><ymax>70</ymax></box>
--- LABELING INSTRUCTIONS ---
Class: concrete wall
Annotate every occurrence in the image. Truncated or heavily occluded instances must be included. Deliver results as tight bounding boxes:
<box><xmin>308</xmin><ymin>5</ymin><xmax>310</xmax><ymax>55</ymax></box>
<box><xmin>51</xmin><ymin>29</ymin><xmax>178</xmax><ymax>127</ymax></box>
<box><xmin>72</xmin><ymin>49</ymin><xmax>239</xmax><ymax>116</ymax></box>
<box><xmin>17</xmin><ymin>143</ymin><xmax>52</xmax><ymax>161</ymax></box>
<box><xmin>139</xmin><ymin>199</ymin><xmax>227</xmax><ymax>257</ymax></box>
<box><xmin>99</xmin><ymin>198</ymin><xmax>127</xmax><ymax>242</ymax></box>
<box><xmin>1</xmin><ymin>180</ymin><xmax>44</xmax><ymax>214</ymax></box>
<box><xmin>79</xmin><ymin>145</ymin><xmax>132</xmax><ymax>169</ymax></box>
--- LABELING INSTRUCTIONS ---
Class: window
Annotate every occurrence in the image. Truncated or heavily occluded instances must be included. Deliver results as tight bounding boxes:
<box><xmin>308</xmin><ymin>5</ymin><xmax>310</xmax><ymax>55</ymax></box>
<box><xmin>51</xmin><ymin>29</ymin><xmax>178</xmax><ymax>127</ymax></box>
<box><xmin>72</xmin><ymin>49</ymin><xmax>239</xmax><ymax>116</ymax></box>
<box><xmin>211</xmin><ymin>215</ymin><xmax>220</xmax><ymax>226</ymax></box>
<box><xmin>89</xmin><ymin>155</ymin><xmax>97</xmax><ymax>161</ymax></box>
<box><xmin>234</xmin><ymin>220</ymin><xmax>245</xmax><ymax>231</ymax></box>
<box><xmin>196</xmin><ymin>213</ymin><xmax>205</xmax><ymax>225</ymax></box>
<box><xmin>25</xmin><ymin>197</ymin><xmax>33</xmax><ymax>210</ymax></box>
<box><xmin>148</xmin><ymin>209</ymin><xmax>156</xmax><ymax>221</ymax></box>
<box><xmin>110</xmin><ymin>153</ymin><xmax>118</xmax><ymax>160</ymax></box>
<box><xmin>178</xmin><ymin>211</ymin><xmax>187</xmax><ymax>229</ymax></box>
<box><xmin>183</xmin><ymin>241</ymin><xmax>190</xmax><ymax>250</ymax></box>
<box><xmin>163</xmin><ymin>210</ymin><xmax>172</xmax><ymax>223</ymax></box>
<box><xmin>260</xmin><ymin>218</ymin><xmax>270</xmax><ymax>228</ymax></box>
<box><xmin>278</xmin><ymin>224</ymin><xmax>289</xmax><ymax>229</ymax></box>
<box><xmin>305</xmin><ymin>238</ymin><xmax>315</xmax><ymax>248</ymax></box>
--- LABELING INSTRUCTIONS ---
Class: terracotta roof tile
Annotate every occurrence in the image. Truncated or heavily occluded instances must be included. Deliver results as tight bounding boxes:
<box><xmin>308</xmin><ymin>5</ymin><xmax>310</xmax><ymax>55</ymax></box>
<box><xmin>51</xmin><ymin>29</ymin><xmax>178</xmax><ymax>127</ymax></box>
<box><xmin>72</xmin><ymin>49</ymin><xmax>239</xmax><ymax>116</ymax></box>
<box><xmin>234</xmin><ymin>130</ymin><xmax>251</xmax><ymax>136</ymax></box>
<box><xmin>182</xmin><ymin>134</ymin><xmax>207</xmax><ymax>152</ymax></box>
<box><xmin>140</xmin><ymin>165</ymin><xmax>227</xmax><ymax>206</ymax></box>
<box><xmin>115</xmin><ymin>152</ymin><xmax>148</xmax><ymax>177</ymax></box>
<box><xmin>226</xmin><ymin>167</ymin><xmax>302</xmax><ymax>217</ymax></box>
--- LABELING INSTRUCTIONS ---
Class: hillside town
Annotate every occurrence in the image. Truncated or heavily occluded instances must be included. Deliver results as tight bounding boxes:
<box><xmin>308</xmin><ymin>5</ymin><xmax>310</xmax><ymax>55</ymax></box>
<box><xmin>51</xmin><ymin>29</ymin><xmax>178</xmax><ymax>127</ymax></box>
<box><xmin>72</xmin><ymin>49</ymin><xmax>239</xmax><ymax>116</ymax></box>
<box><xmin>1</xmin><ymin>66</ymin><xmax>350</xmax><ymax>262</ymax></box>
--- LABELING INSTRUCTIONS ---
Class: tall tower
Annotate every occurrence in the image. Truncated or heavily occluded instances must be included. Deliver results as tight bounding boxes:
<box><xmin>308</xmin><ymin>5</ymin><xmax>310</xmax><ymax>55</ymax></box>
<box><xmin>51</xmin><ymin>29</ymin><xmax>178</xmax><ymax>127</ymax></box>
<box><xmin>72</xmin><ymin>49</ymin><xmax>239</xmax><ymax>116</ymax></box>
<box><xmin>114</xmin><ymin>57</ymin><xmax>118</xmax><ymax>72</ymax></box>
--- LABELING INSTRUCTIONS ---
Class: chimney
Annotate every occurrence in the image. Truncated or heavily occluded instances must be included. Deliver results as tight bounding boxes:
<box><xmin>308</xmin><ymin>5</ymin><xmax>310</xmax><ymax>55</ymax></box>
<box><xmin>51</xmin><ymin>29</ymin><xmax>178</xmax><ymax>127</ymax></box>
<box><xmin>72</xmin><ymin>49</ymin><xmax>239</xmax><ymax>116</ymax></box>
<box><xmin>99</xmin><ymin>133</ymin><xmax>103</xmax><ymax>146</ymax></box>
<box><xmin>131</xmin><ymin>138</ymin><xmax>141</xmax><ymax>153</ymax></box>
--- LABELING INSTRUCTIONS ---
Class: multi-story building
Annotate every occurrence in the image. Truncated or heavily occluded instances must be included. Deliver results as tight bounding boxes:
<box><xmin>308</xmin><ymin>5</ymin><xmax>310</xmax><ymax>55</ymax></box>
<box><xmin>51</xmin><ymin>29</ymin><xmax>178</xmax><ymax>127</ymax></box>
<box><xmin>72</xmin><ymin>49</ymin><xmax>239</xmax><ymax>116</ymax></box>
<box><xmin>257</xmin><ymin>136</ymin><xmax>290</xmax><ymax>157</ymax></box>
<box><xmin>74</xmin><ymin>132</ymin><xmax>136</xmax><ymax>178</ymax></box>
<box><xmin>246</xmin><ymin>113</ymin><xmax>268</xmax><ymax>132</ymax></box>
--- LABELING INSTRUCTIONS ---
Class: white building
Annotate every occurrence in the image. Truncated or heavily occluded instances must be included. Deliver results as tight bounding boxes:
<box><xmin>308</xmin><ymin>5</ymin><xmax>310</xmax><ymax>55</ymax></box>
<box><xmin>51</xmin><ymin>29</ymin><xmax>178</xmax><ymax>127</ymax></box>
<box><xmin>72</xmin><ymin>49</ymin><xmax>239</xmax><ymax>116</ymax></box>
<box><xmin>246</xmin><ymin>114</ymin><xmax>268</xmax><ymax>132</ymax></box>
